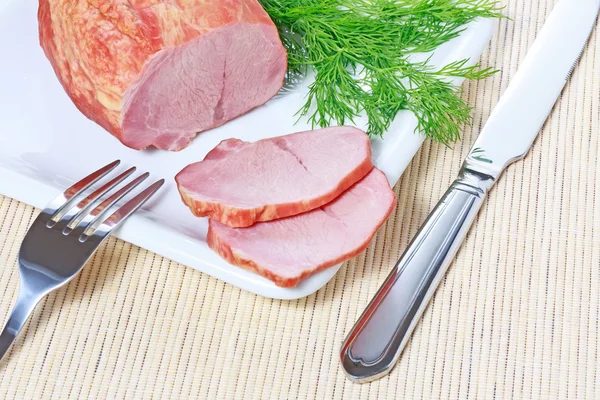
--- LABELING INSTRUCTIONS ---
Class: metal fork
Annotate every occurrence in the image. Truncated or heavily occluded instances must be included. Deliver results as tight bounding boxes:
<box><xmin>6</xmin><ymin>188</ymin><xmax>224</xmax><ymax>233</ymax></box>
<box><xmin>0</xmin><ymin>160</ymin><xmax>164</xmax><ymax>361</ymax></box>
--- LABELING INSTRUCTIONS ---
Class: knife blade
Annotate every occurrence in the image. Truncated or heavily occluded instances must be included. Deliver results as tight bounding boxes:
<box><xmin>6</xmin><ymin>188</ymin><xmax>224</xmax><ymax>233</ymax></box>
<box><xmin>340</xmin><ymin>0</ymin><xmax>599</xmax><ymax>383</ymax></box>
<box><xmin>467</xmin><ymin>0</ymin><xmax>600</xmax><ymax>178</ymax></box>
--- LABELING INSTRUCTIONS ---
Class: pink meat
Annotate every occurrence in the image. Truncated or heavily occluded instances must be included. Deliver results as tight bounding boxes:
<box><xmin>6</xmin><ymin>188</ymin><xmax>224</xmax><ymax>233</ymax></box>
<box><xmin>38</xmin><ymin>0</ymin><xmax>287</xmax><ymax>151</ymax></box>
<box><xmin>207</xmin><ymin>168</ymin><xmax>396</xmax><ymax>288</ymax></box>
<box><xmin>176</xmin><ymin>126</ymin><xmax>373</xmax><ymax>227</ymax></box>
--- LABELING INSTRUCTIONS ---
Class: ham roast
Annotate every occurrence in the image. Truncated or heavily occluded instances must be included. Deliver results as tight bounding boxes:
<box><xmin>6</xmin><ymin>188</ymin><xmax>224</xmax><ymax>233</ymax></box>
<box><xmin>207</xmin><ymin>168</ymin><xmax>396</xmax><ymax>288</ymax></box>
<box><xmin>38</xmin><ymin>0</ymin><xmax>287</xmax><ymax>150</ymax></box>
<box><xmin>175</xmin><ymin>127</ymin><xmax>373</xmax><ymax>227</ymax></box>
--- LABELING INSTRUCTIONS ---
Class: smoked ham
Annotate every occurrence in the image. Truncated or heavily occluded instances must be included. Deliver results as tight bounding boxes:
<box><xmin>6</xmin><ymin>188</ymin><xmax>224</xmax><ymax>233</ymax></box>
<box><xmin>207</xmin><ymin>168</ymin><xmax>396</xmax><ymax>287</ymax></box>
<box><xmin>176</xmin><ymin>127</ymin><xmax>373</xmax><ymax>227</ymax></box>
<box><xmin>38</xmin><ymin>0</ymin><xmax>287</xmax><ymax>150</ymax></box>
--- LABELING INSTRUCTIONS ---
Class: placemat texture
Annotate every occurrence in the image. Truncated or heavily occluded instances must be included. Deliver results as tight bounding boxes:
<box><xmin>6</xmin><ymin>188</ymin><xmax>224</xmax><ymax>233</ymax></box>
<box><xmin>1</xmin><ymin>1</ymin><xmax>599</xmax><ymax>398</ymax></box>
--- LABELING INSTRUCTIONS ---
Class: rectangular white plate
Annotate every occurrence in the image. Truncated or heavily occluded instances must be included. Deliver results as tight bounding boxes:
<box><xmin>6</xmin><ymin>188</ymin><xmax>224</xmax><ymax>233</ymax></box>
<box><xmin>0</xmin><ymin>0</ymin><xmax>494</xmax><ymax>299</ymax></box>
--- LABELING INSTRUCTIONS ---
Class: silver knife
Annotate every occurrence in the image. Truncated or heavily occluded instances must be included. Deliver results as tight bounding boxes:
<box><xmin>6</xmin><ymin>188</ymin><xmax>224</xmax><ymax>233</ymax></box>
<box><xmin>341</xmin><ymin>0</ymin><xmax>600</xmax><ymax>383</ymax></box>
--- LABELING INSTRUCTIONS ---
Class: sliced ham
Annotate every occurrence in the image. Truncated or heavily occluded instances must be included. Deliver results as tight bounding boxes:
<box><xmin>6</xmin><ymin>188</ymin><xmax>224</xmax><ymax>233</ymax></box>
<box><xmin>207</xmin><ymin>168</ymin><xmax>396</xmax><ymax>287</ymax></box>
<box><xmin>38</xmin><ymin>0</ymin><xmax>287</xmax><ymax>151</ymax></box>
<box><xmin>176</xmin><ymin>127</ymin><xmax>373</xmax><ymax>227</ymax></box>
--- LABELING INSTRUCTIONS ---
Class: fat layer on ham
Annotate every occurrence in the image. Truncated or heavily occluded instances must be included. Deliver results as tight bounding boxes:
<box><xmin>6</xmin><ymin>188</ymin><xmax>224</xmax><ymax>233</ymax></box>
<box><xmin>38</xmin><ymin>0</ymin><xmax>287</xmax><ymax>150</ymax></box>
<box><xmin>176</xmin><ymin>127</ymin><xmax>373</xmax><ymax>227</ymax></box>
<box><xmin>207</xmin><ymin>168</ymin><xmax>396</xmax><ymax>288</ymax></box>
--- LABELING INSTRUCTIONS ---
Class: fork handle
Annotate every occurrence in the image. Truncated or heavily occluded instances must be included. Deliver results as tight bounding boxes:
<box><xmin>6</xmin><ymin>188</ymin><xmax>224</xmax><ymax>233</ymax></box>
<box><xmin>0</xmin><ymin>288</ymin><xmax>44</xmax><ymax>361</ymax></box>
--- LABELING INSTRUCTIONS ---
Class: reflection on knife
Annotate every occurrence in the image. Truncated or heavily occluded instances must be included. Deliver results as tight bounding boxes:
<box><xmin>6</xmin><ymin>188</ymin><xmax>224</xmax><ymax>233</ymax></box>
<box><xmin>340</xmin><ymin>0</ymin><xmax>600</xmax><ymax>383</ymax></box>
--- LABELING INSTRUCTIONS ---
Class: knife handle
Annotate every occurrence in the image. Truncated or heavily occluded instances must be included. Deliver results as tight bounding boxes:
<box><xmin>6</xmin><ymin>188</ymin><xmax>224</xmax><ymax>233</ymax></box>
<box><xmin>340</xmin><ymin>166</ymin><xmax>495</xmax><ymax>383</ymax></box>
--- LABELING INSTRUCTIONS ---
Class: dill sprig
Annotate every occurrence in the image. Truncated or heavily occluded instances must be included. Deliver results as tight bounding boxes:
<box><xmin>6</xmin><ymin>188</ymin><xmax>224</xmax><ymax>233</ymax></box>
<box><xmin>259</xmin><ymin>0</ymin><xmax>504</xmax><ymax>144</ymax></box>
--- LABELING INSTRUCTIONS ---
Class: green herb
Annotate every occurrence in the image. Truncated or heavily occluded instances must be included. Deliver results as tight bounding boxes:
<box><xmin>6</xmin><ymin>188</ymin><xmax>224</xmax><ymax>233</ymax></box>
<box><xmin>259</xmin><ymin>0</ymin><xmax>504</xmax><ymax>144</ymax></box>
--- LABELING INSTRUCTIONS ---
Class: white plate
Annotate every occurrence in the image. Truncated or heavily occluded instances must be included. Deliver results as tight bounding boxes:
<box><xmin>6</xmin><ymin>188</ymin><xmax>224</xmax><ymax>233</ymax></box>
<box><xmin>0</xmin><ymin>0</ymin><xmax>494</xmax><ymax>299</ymax></box>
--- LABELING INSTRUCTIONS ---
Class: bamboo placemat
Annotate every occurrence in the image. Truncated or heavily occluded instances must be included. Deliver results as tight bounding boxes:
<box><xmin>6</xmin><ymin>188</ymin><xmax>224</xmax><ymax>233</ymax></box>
<box><xmin>1</xmin><ymin>1</ymin><xmax>599</xmax><ymax>398</ymax></box>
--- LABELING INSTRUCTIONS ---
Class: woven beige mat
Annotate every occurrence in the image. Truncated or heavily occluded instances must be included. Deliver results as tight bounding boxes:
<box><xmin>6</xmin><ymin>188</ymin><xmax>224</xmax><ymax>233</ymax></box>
<box><xmin>1</xmin><ymin>1</ymin><xmax>599</xmax><ymax>398</ymax></box>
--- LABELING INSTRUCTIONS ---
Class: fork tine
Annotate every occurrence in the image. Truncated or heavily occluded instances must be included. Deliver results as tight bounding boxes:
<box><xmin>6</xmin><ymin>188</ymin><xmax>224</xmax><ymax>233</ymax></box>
<box><xmin>51</xmin><ymin>167</ymin><xmax>136</xmax><ymax>229</ymax></box>
<box><xmin>43</xmin><ymin>160</ymin><xmax>120</xmax><ymax>218</ymax></box>
<box><xmin>66</xmin><ymin>172</ymin><xmax>150</xmax><ymax>234</ymax></box>
<box><xmin>80</xmin><ymin>179</ymin><xmax>164</xmax><ymax>242</ymax></box>
<box><xmin>80</xmin><ymin>179</ymin><xmax>164</xmax><ymax>241</ymax></box>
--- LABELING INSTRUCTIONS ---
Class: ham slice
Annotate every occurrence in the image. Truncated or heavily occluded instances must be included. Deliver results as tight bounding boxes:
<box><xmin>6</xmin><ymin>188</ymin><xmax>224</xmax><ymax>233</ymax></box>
<box><xmin>207</xmin><ymin>168</ymin><xmax>396</xmax><ymax>287</ymax></box>
<box><xmin>38</xmin><ymin>0</ymin><xmax>287</xmax><ymax>150</ymax></box>
<box><xmin>176</xmin><ymin>127</ymin><xmax>373</xmax><ymax>227</ymax></box>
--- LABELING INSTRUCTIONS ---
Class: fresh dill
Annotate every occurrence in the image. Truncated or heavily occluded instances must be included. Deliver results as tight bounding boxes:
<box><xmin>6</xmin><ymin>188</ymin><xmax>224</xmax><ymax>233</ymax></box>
<box><xmin>259</xmin><ymin>0</ymin><xmax>504</xmax><ymax>144</ymax></box>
